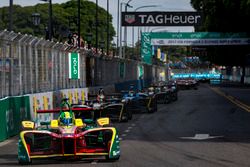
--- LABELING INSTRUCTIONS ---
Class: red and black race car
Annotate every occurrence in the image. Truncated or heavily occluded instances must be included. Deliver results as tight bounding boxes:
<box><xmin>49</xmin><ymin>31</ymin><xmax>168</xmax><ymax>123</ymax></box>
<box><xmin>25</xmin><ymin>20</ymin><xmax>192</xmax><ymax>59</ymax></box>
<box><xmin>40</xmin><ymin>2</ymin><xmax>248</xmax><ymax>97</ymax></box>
<box><xmin>18</xmin><ymin>99</ymin><xmax>120</xmax><ymax>164</ymax></box>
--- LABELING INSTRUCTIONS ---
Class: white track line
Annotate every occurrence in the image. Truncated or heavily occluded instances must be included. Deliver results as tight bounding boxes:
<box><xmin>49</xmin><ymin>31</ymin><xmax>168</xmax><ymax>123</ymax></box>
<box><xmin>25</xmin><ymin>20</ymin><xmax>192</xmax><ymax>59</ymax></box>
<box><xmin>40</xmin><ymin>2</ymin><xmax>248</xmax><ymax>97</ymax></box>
<box><xmin>121</xmin><ymin>134</ymin><xmax>127</xmax><ymax>137</ymax></box>
<box><xmin>124</xmin><ymin>129</ymin><xmax>130</xmax><ymax>133</ymax></box>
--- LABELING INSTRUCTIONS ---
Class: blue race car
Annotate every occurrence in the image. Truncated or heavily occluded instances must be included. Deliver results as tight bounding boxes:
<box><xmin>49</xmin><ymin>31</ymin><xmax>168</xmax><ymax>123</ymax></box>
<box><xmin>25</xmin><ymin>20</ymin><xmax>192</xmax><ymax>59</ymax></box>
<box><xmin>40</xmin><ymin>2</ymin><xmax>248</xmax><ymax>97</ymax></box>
<box><xmin>122</xmin><ymin>89</ymin><xmax>157</xmax><ymax>114</ymax></box>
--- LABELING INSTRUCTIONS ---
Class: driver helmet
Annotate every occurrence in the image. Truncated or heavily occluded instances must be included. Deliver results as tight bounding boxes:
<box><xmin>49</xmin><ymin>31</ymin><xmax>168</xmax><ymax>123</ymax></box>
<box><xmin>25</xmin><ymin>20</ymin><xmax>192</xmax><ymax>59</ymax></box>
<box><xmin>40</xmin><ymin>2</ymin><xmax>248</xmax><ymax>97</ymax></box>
<box><xmin>148</xmin><ymin>87</ymin><xmax>154</xmax><ymax>95</ymax></box>
<box><xmin>98</xmin><ymin>88</ymin><xmax>105</xmax><ymax>95</ymax></box>
<box><xmin>155</xmin><ymin>87</ymin><xmax>161</xmax><ymax>93</ymax></box>
<box><xmin>128</xmin><ymin>84</ymin><xmax>135</xmax><ymax>96</ymax></box>
<box><xmin>128</xmin><ymin>90</ymin><xmax>135</xmax><ymax>97</ymax></box>
<box><xmin>148</xmin><ymin>87</ymin><xmax>154</xmax><ymax>92</ymax></box>
<box><xmin>97</xmin><ymin>88</ymin><xmax>105</xmax><ymax>102</ymax></box>
<box><xmin>60</xmin><ymin>112</ymin><xmax>73</xmax><ymax>126</ymax></box>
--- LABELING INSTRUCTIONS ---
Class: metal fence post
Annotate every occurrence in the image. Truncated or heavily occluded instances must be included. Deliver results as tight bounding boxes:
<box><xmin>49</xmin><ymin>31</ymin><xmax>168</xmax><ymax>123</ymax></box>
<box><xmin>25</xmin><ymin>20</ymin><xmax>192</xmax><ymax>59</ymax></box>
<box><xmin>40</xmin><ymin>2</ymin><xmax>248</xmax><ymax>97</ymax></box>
<box><xmin>34</xmin><ymin>39</ymin><xmax>41</xmax><ymax>93</ymax></box>
<box><xmin>58</xmin><ymin>45</ymin><xmax>63</xmax><ymax>89</ymax></box>
<box><xmin>23</xmin><ymin>39</ymin><xmax>28</xmax><ymax>94</ymax></box>
<box><xmin>45</xmin><ymin>43</ymin><xmax>50</xmax><ymax>91</ymax></box>
<box><xmin>17</xmin><ymin>35</ymin><xmax>26</xmax><ymax>95</ymax></box>
<box><xmin>1</xmin><ymin>40</ymin><xmax>6</xmax><ymax>97</ymax></box>
<box><xmin>51</xmin><ymin>44</ymin><xmax>56</xmax><ymax>90</ymax></box>
<box><xmin>28</xmin><ymin>37</ymin><xmax>37</xmax><ymax>94</ymax></box>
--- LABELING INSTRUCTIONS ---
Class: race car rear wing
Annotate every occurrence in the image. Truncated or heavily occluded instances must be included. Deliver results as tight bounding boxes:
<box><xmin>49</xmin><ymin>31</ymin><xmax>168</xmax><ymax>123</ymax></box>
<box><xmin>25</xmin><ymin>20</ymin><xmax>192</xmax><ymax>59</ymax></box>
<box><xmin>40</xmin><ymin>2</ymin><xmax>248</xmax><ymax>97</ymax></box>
<box><xmin>36</xmin><ymin>107</ymin><xmax>94</xmax><ymax>113</ymax></box>
<box><xmin>88</xmin><ymin>93</ymin><xmax>122</xmax><ymax>100</ymax></box>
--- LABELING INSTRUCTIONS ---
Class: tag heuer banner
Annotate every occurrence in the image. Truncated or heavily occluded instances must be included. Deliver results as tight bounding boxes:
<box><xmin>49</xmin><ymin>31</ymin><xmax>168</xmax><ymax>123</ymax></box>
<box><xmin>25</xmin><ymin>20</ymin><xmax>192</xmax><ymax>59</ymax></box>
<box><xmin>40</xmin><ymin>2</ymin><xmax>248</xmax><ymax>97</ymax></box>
<box><xmin>69</xmin><ymin>52</ymin><xmax>80</xmax><ymax>79</ymax></box>
<box><xmin>122</xmin><ymin>12</ymin><xmax>202</xmax><ymax>26</ymax></box>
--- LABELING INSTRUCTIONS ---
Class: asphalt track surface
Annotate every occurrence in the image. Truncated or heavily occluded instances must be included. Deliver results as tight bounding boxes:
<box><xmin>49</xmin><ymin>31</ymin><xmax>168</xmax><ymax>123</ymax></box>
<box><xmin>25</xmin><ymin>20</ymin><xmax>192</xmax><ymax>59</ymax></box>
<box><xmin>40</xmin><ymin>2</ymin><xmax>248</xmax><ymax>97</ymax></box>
<box><xmin>1</xmin><ymin>84</ymin><xmax>250</xmax><ymax>167</ymax></box>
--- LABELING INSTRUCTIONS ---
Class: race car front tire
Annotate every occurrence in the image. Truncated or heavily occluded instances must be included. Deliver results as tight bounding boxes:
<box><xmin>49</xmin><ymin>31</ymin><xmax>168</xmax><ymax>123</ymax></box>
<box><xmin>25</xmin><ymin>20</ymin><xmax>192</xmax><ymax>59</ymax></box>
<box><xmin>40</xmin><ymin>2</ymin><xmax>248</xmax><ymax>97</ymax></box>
<box><xmin>18</xmin><ymin>159</ymin><xmax>32</xmax><ymax>165</ymax></box>
<box><xmin>121</xmin><ymin>114</ymin><xmax>129</xmax><ymax>122</ymax></box>
<box><xmin>105</xmin><ymin>155</ymin><xmax>120</xmax><ymax>161</ymax></box>
<box><xmin>128</xmin><ymin>111</ymin><xmax>133</xmax><ymax>120</ymax></box>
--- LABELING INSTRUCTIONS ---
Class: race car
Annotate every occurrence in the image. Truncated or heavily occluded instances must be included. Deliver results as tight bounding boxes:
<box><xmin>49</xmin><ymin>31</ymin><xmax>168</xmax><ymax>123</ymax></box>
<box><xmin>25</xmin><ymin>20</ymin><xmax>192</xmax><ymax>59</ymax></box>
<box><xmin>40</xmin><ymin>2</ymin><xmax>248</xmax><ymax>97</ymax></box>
<box><xmin>18</xmin><ymin>99</ymin><xmax>120</xmax><ymax>164</ymax></box>
<box><xmin>148</xmin><ymin>84</ymin><xmax>172</xmax><ymax>104</ymax></box>
<box><xmin>72</xmin><ymin>100</ymin><xmax>132</xmax><ymax>123</ymax></box>
<box><xmin>176</xmin><ymin>78</ymin><xmax>198</xmax><ymax>90</ymax></box>
<box><xmin>86</xmin><ymin>89</ymin><xmax>133</xmax><ymax>122</ymax></box>
<box><xmin>122</xmin><ymin>89</ymin><xmax>158</xmax><ymax>113</ymax></box>
<box><xmin>166</xmin><ymin>80</ymin><xmax>178</xmax><ymax>101</ymax></box>
<box><xmin>149</xmin><ymin>81</ymin><xmax>178</xmax><ymax>104</ymax></box>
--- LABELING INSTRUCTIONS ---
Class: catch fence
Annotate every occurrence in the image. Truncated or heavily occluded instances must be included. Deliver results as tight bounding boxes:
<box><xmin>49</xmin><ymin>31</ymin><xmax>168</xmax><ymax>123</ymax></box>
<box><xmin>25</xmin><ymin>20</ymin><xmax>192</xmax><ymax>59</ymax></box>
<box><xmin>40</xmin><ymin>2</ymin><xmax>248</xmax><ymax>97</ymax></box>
<box><xmin>0</xmin><ymin>30</ymin><xmax>86</xmax><ymax>98</ymax></box>
<box><xmin>0</xmin><ymin>30</ymin><xmax>167</xmax><ymax>99</ymax></box>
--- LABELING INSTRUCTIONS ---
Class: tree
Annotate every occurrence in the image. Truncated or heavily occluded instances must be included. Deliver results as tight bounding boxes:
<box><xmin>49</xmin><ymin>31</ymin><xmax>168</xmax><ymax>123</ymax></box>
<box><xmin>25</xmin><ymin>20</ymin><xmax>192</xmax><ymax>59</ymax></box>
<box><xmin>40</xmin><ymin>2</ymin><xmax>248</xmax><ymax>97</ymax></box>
<box><xmin>0</xmin><ymin>0</ymin><xmax>115</xmax><ymax>48</ymax></box>
<box><xmin>190</xmin><ymin>0</ymin><xmax>250</xmax><ymax>66</ymax></box>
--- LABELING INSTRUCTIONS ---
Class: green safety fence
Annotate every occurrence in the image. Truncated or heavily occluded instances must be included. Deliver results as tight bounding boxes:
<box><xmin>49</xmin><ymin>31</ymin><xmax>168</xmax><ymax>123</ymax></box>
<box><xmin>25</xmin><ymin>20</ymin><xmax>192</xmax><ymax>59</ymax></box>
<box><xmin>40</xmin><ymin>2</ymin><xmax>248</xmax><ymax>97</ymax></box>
<box><xmin>0</xmin><ymin>96</ymin><xmax>30</xmax><ymax>142</ymax></box>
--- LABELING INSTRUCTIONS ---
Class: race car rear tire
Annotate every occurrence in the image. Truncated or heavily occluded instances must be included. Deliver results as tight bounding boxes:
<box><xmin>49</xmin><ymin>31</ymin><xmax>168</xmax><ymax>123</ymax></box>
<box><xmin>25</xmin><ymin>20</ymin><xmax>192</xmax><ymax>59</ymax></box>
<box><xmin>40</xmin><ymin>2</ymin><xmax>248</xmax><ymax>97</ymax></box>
<box><xmin>172</xmin><ymin>93</ymin><xmax>178</xmax><ymax>101</ymax></box>
<box><xmin>164</xmin><ymin>94</ymin><xmax>171</xmax><ymax>104</ymax></box>
<box><xmin>122</xmin><ymin>114</ymin><xmax>129</xmax><ymax>122</ymax></box>
<box><xmin>128</xmin><ymin>111</ymin><xmax>132</xmax><ymax>120</ymax></box>
<box><xmin>148</xmin><ymin>104</ymin><xmax>157</xmax><ymax>113</ymax></box>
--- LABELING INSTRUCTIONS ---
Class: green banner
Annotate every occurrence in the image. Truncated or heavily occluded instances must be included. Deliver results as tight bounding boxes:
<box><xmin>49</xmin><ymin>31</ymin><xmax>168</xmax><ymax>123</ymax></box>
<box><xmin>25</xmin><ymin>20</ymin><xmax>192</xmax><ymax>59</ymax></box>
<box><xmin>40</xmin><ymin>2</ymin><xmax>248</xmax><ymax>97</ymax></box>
<box><xmin>119</xmin><ymin>62</ymin><xmax>125</xmax><ymax>78</ymax></box>
<box><xmin>150</xmin><ymin>32</ymin><xmax>249</xmax><ymax>39</ymax></box>
<box><xmin>0</xmin><ymin>99</ymin><xmax>8</xmax><ymax>142</ymax></box>
<box><xmin>141</xmin><ymin>33</ymin><xmax>152</xmax><ymax>65</ymax></box>
<box><xmin>69</xmin><ymin>52</ymin><xmax>80</xmax><ymax>79</ymax></box>
<box><xmin>0</xmin><ymin>96</ymin><xmax>30</xmax><ymax>142</ymax></box>
<box><xmin>150</xmin><ymin>32</ymin><xmax>250</xmax><ymax>46</ymax></box>
<box><xmin>138</xmin><ymin>65</ymin><xmax>144</xmax><ymax>79</ymax></box>
<box><xmin>140</xmin><ymin>32</ymin><xmax>250</xmax><ymax>60</ymax></box>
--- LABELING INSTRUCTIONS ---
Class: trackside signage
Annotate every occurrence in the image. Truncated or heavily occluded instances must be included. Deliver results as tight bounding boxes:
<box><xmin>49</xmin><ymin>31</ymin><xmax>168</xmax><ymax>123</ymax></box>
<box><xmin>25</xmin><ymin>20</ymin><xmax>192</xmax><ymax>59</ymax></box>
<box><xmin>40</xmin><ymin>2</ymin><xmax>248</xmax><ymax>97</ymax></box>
<box><xmin>122</xmin><ymin>12</ymin><xmax>202</xmax><ymax>26</ymax></box>
<box><xmin>141</xmin><ymin>32</ymin><xmax>250</xmax><ymax>65</ymax></box>
<box><xmin>150</xmin><ymin>32</ymin><xmax>250</xmax><ymax>46</ymax></box>
<box><xmin>68</xmin><ymin>52</ymin><xmax>80</xmax><ymax>79</ymax></box>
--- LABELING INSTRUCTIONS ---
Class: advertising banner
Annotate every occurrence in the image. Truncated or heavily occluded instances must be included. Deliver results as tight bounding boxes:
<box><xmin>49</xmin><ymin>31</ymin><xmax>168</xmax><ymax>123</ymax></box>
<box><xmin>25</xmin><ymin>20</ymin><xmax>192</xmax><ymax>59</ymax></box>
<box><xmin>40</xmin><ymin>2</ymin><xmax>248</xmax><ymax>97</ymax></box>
<box><xmin>119</xmin><ymin>62</ymin><xmax>125</xmax><ymax>78</ymax></box>
<box><xmin>29</xmin><ymin>92</ymin><xmax>53</xmax><ymax>123</ymax></box>
<box><xmin>69</xmin><ymin>52</ymin><xmax>80</xmax><ymax>79</ymax></box>
<box><xmin>138</xmin><ymin>65</ymin><xmax>144</xmax><ymax>79</ymax></box>
<box><xmin>151</xmin><ymin>38</ymin><xmax>250</xmax><ymax>46</ymax></box>
<box><xmin>0</xmin><ymin>99</ymin><xmax>8</xmax><ymax>142</ymax></box>
<box><xmin>29</xmin><ymin>88</ymin><xmax>88</xmax><ymax>125</ymax></box>
<box><xmin>140</xmin><ymin>32</ymin><xmax>250</xmax><ymax>63</ymax></box>
<box><xmin>122</xmin><ymin>12</ymin><xmax>202</xmax><ymax>26</ymax></box>
<box><xmin>141</xmin><ymin>33</ymin><xmax>152</xmax><ymax>65</ymax></box>
<box><xmin>150</xmin><ymin>32</ymin><xmax>250</xmax><ymax>46</ymax></box>
<box><xmin>137</xmin><ymin>65</ymin><xmax>144</xmax><ymax>91</ymax></box>
<box><xmin>0</xmin><ymin>96</ymin><xmax>30</xmax><ymax>142</ymax></box>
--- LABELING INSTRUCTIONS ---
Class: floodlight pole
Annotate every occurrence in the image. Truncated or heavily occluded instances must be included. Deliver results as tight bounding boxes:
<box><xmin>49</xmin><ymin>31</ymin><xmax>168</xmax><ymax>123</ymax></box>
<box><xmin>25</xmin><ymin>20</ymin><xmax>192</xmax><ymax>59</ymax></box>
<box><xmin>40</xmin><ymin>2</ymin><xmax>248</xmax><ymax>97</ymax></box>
<box><xmin>96</xmin><ymin>0</ymin><xmax>99</xmax><ymax>52</ymax></box>
<box><xmin>124</xmin><ymin>1</ymin><xmax>131</xmax><ymax>59</ymax></box>
<box><xmin>77</xmin><ymin>0</ymin><xmax>81</xmax><ymax>48</ymax></box>
<box><xmin>119</xmin><ymin>2</ymin><xmax>123</xmax><ymax>58</ymax></box>
<box><xmin>8</xmin><ymin>0</ymin><xmax>13</xmax><ymax>31</ymax></box>
<box><xmin>107</xmin><ymin>0</ymin><xmax>109</xmax><ymax>55</ymax></box>
<box><xmin>119</xmin><ymin>0</ymin><xmax>133</xmax><ymax>59</ymax></box>
<box><xmin>48</xmin><ymin>0</ymin><xmax>52</xmax><ymax>41</ymax></box>
<box><xmin>117</xmin><ymin>0</ymin><xmax>120</xmax><ymax>57</ymax></box>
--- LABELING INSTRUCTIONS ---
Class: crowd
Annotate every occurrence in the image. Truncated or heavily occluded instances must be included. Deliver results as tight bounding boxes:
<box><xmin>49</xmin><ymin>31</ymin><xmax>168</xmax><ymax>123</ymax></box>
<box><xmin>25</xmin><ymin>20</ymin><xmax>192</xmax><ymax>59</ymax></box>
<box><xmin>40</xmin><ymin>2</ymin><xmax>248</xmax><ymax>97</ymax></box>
<box><xmin>64</xmin><ymin>33</ymin><xmax>114</xmax><ymax>58</ymax></box>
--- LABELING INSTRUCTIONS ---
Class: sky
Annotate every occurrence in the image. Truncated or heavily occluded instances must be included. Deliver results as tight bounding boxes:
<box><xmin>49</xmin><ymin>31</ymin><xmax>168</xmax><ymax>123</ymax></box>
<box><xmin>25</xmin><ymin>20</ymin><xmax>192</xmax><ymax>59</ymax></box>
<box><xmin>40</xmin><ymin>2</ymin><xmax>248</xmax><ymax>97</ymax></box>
<box><xmin>1</xmin><ymin>0</ymin><xmax>195</xmax><ymax>45</ymax></box>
